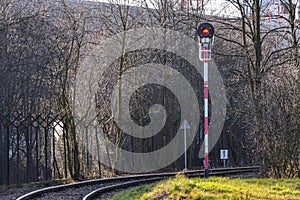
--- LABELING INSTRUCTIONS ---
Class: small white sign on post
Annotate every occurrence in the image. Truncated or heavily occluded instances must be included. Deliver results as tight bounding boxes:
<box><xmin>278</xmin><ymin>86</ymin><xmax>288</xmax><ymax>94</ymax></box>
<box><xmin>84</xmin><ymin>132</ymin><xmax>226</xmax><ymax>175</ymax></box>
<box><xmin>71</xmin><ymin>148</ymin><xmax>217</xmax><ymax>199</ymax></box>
<box><xmin>220</xmin><ymin>149</ymin><xmax>228</xmax><ymax>168</ymax></box>
<box><xmin>220</xmin><ymin>149</ymin><xmax>228</xmax><ymax>160</ymax></box>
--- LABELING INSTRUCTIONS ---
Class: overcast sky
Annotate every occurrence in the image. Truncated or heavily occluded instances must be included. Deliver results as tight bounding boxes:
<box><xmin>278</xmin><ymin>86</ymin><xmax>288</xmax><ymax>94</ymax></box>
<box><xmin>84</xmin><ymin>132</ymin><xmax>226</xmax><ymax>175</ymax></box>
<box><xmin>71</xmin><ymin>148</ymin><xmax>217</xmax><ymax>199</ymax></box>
<box><xmin>88</xmin><ymin>0</ymin><xmax>299</xmax><ymax>17</ymax></box>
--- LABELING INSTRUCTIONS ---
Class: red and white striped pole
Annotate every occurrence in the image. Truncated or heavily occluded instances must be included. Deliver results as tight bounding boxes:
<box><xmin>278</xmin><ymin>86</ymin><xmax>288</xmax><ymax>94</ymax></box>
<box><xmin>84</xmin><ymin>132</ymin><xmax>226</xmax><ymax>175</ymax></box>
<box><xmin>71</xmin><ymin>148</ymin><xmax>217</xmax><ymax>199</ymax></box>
<box><xmin>197</xmin><ymin>23</ymin><xmax>214</xmax><ymax>178</ymax></box>
<box><xmin>203</xmin><ymin>42</ymin><xmax>209</xmax><ymax>178</ymax></box>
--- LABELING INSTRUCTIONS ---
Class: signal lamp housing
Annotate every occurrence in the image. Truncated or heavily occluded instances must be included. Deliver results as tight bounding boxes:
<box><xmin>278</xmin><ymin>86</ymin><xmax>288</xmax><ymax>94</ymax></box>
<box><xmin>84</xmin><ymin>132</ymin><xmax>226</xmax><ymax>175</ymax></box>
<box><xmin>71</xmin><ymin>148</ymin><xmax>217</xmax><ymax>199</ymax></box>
<box><xmin>197</xmin><ymin>23</ymin><xmax>214</xmax><ymax>39</ymax></box>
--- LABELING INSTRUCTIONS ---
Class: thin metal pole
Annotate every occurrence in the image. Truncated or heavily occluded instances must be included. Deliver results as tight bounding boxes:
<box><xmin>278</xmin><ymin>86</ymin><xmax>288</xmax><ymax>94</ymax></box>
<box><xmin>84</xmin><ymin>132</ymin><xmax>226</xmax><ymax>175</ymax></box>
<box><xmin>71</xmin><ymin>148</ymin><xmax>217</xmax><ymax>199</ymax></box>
<box><xmin>6</xmin><ymin>126</ymin><xmax>10</xmax><ymax>185</ymax></box>
<box><xmin>184</xmin><ymin>128</ymin><xmax>187</xmax><ymax>170</ymax></box>
<box><xmin>203</xmin><ymin>43</ymin><xmax>209</xmax><ymax>178</ymax></box>
<box><xmin>45</xmin><ymin>128</ymin><xmax>48</xmax><ymax>180</ymax></box>
<box><xmin>17</xmin><ymin>128</ymin><xmax>20</xmax><ymax>185</ymax></box>
<box><xmin>180</xmin><ymin>120</ymin><xmax>190</xmax><ymax>170</ymax></box>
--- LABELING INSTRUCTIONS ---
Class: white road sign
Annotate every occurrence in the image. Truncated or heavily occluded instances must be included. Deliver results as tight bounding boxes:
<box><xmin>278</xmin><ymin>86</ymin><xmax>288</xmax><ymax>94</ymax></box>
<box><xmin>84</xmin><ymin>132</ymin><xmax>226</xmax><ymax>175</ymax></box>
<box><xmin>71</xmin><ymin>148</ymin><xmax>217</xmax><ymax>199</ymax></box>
<box><xmin>220</xmin><ymin>149</ymin><xmax>228</xmax><ymax>160</ymax></box>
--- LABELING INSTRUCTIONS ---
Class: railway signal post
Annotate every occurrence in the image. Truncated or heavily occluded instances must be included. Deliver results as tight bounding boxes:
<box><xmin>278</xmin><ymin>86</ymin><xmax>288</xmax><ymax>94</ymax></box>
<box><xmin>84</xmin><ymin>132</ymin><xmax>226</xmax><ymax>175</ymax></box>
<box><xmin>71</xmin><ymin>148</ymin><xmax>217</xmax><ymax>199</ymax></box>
<box><xmin>197</xmin><ymin>22</ymin><xmax>214</xmax><ymax>178</ymax></box>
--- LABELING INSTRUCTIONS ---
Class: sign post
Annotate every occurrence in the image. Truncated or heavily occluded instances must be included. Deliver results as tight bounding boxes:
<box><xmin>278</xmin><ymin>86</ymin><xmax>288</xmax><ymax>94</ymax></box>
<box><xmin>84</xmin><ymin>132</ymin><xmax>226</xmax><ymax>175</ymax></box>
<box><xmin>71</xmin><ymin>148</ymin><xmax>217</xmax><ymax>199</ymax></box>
<box><xmin>180</xmin><ymin>119</ymin><xmax>191</xmax><ymax>170</ymax></box>
<box><xmin>220</xmin><ymin>149</ymin><xmax>228</xmax><ymax>167</ymax></box>
<box><xmin>197</xmin><ymin>22</ymin><xmax>214</xmax><ymax>178</ymax></box>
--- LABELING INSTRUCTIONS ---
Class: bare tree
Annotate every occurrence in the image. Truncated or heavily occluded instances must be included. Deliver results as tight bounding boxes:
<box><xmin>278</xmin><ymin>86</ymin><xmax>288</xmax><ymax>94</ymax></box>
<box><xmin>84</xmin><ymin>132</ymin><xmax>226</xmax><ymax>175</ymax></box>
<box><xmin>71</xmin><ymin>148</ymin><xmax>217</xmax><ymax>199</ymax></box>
<box><xmin>211</xmin><ymin>0</ymin><xmax>299</xmax><ymax>176</ymax></box>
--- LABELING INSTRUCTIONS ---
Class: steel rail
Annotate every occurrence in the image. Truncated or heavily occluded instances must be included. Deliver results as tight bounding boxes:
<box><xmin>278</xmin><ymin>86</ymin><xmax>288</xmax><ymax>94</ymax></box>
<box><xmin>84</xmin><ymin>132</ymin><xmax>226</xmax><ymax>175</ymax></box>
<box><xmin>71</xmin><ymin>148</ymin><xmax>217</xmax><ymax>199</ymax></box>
<box><xmin>83</xmin><ymin>166</ymin><xmax>260</xmax><ymax>200</ymax></box>
<box><xmin>16</xmin><ymin>166</ymin><xmax>260</xmax><ymax>200</ymax></box>
<box><xmin>82</xmin><ymin>177</ymin><xmax>164</xmax><ymax>200</ymax></box>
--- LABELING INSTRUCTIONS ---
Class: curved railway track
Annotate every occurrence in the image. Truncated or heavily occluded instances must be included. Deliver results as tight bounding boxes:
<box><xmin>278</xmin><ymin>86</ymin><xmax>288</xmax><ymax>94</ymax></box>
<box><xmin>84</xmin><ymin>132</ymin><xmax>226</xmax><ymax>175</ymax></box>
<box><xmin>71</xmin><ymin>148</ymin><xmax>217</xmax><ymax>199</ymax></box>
<box><xmin>16</xmin><ymin>166</ymin><xmax>260</xmax><ymax>200</ymax></box>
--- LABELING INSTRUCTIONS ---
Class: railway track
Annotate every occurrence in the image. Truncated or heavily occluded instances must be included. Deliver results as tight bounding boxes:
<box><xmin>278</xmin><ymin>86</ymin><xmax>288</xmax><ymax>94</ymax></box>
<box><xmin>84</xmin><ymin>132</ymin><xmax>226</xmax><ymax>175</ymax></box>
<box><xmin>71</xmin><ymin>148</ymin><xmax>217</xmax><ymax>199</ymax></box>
<box><xmin>16</xmin><ymin>166</ymin><xmax>260</xmax><ymax>200</ymax></box>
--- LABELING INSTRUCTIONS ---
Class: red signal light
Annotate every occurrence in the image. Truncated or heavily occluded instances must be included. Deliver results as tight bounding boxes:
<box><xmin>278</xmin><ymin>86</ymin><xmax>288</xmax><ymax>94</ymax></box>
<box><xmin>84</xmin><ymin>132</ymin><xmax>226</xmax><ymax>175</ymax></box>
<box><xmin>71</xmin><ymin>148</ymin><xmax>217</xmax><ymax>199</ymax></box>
<box><xmin>197</xmin><ymin>23</ymin><xmax>214</xmax><ymax>38</ymax></box>
<box><xmin>202</xmin><ymin>27</ymin><xmax>210</xmax><ymax>35</ymax></box>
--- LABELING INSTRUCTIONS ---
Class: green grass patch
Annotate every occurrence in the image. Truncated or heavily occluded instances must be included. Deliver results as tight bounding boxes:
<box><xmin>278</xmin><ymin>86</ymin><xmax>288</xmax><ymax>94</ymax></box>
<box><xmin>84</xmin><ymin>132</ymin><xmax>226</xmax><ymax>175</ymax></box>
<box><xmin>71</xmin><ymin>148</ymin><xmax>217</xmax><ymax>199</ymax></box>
<box><xmin>111</xmin><ymin>175</ymin><xmax>300</xmax><ymax>200</ymax></box>
<box><xmin>112</xmin><ymin>183</ymin><xmax>155</xmax><ymax>200</ymax></box>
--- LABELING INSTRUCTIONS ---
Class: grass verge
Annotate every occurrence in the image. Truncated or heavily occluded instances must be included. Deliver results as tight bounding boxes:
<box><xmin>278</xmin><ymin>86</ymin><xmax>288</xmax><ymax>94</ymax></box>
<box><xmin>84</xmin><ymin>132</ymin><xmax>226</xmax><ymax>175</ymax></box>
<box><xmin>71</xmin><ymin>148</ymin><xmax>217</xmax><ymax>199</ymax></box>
<box><xmin>111</xmin><ymin>175</ymin><xmax>300</xmax><ymax>200</ymax></box>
